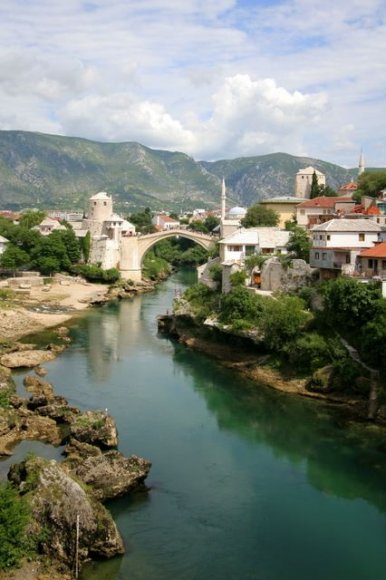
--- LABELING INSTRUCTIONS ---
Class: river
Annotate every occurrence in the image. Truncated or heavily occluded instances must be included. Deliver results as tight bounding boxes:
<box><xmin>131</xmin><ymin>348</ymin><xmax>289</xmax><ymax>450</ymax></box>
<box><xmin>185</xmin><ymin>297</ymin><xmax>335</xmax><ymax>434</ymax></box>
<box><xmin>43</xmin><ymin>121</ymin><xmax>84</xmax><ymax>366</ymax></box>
<box><xmin>10</xmin><ymin>269</ymin><xmax>386</xmax><ymax>579</ymax></box>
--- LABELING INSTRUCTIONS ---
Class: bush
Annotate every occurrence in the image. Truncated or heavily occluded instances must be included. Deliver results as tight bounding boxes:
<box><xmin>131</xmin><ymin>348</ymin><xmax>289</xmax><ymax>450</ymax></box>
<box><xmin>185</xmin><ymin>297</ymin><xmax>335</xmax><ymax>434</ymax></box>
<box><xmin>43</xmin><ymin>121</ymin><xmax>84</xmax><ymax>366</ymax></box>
<box><xmin>219</xmin><ymin>286</ymin><xmax>264</xmax><ymax>326</ymax></box>
<box><xmin>260</xmin><ymin>295</ymin><xmax>309</xmax><ymax>352</ymax></box>
<box><xmin>289</xmin><ymin>332</ymin><xmax>332</xmax><ymax>372</ymax></box>
<box><xmin>0</xmin><ymin>483</ymin><xmax>31</xmax><ymax>570</ymax></box>
<box><xmin>72</xmin><ymin>264</ymin><xmax>121</xmax><ymax>283</ymax></box>
<box><xmin>183</xmin><ymin>283</ymin><xmax>219</xmax><ymax>321</ymax></box>
<box><xmin>229</xmin><ymin>270</ymin><xmax>247</xmax><ymax>287</ymax></box>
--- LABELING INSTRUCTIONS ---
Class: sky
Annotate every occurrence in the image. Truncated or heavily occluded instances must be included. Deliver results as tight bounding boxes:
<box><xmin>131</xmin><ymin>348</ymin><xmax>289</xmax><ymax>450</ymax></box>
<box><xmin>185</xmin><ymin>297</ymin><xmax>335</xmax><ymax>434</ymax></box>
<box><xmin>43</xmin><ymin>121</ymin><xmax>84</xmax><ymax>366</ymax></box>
<box><xmin>0</xmin><ymin>0</ymin><xmax>386</xmax><ymax>167</ymax></box>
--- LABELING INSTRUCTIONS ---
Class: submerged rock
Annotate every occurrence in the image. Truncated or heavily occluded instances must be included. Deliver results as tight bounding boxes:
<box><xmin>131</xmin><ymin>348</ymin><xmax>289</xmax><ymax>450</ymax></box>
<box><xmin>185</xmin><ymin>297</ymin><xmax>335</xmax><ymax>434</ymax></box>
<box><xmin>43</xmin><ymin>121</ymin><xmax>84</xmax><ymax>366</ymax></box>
<box><xmin>64</xmin><ymin>439</ymin><xmax>151</xmax><ymax>501</ymax></box>
<box><xmin>8</xmin><ymin>456</ymin><xmax>125</xmax><ymax>569</ymax></box>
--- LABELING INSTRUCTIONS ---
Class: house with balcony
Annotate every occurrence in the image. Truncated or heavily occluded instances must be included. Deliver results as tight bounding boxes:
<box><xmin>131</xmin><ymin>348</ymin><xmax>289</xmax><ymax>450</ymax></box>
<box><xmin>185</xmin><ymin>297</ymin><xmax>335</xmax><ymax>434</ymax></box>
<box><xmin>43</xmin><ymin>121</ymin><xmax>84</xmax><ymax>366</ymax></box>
<box><xmin>357</xmin><ymin>242</ymin><xmax>386</xmax><ymax>279</ymax></box>
<box><xmin>310</xmin><ymin>218</ymin><xmax>382</xmax><ymax>279</ymax></box>
<box><xmin>296</xmin><ymin>196</ymin><xmax>355</xmax><ymax>229</ymax></box>
<box><xmin>219</xmin><ymin>227</ymin><xmax>290</xmax><ymax>263</ymax></box>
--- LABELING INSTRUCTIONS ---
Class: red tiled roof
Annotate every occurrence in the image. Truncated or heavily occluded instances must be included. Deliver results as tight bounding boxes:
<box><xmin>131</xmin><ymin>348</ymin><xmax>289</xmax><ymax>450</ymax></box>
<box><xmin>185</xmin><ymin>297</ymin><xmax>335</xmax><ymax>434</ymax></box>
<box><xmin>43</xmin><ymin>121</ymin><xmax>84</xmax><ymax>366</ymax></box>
<box><xmin>359</xmin><ymin>242</ymin><xmax>386</xmax><ymax>258</ymax></box>
<box><xmin>338</xmin><ymin>182</ymin><xmax>358</xmax><ymax>191</ymax></box>
<box><xmin>297</xmin><ymin>196</ymin><xmax>354</xmax><ymax>209</ymax></box>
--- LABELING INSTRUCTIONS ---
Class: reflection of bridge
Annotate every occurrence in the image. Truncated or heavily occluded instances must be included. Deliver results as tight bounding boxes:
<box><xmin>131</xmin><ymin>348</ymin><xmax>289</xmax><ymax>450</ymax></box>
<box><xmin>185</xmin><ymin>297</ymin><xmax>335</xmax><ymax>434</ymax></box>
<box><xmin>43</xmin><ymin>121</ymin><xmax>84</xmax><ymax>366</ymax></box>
<box><xmin>120</xmin><ymin>228</ymin><xmax>216</xmax><ymax>281</ymax></box>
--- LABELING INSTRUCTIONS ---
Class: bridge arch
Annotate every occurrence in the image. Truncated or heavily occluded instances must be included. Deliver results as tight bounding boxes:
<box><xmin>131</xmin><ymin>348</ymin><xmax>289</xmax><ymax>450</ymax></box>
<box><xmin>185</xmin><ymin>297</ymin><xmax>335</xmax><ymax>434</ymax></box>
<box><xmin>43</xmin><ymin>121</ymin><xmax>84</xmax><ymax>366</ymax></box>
<box><xmin>119</xmin><ymin>228</ymin><xmax>217</xmax><ymax>281</ymax></box>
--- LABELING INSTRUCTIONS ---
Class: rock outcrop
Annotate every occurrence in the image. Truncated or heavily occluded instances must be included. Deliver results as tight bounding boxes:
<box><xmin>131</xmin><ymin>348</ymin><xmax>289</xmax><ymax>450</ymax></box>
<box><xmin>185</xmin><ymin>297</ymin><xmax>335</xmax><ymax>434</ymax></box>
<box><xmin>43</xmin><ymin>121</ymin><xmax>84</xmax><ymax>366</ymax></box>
<box><xmin>63</xmin><ymin>439</ymin><xmax>151</xmax><ymax>501</ymax></box>
<box><xmin>23</xmin><ymin>375</ymin><xmax>54</xmax><ymax>398</ymax></box>
<box><xmin>70</xmin><ymin>411</ymin><xmax>118</xmax><ymax>449</ymax></box>
<box><xmin>8</xmin><ymin>456</ymin><xmax>125</xmax><ymax>568</ymax></box>
<box><xmin>0</xmin><ymin>349</ymin><xmax>57</xmax><ymax>368</ymax></box>
<box><xmin>261</xmin><ymin>257</ymin><xmax>316</xmax><ymax>293</ymax></box>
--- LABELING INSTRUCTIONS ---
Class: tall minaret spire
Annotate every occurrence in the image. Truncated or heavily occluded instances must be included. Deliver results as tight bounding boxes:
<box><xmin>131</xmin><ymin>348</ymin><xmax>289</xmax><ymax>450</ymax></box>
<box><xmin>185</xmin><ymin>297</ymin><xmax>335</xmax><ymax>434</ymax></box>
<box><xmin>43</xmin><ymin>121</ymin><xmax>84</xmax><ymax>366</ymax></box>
<box><xmin>358</xmin><ymin>149</ymin><xmax>365</xmax><ymax>176</ymax></box>
<box><xmin>221</xmin><ymin>177</ymin><xmax>226</xmax><ymax>221</ymax></box>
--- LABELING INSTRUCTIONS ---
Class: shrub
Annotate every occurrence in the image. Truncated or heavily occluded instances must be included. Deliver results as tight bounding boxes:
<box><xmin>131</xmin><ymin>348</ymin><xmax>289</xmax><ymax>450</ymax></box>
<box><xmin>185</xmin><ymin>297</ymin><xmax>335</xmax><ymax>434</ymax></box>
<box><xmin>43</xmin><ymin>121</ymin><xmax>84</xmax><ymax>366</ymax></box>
<box><xmin>0</xmin><ymin>483</ymin><xmax>31</xmax><ymax>570</ymax></box>
<box><xmin>219</xmin><ymin>286</ymin><xmax>264</xmax><ymax>326</ymax></box>
<box><xmin>289</xmin><ymin>332</ymin><xmax>332</xmax><ymax>372</ymax></box>
<box><xmin>260</xmin><ymin>295</ymin><xmax>309</xmax><ymax>352</ymax></box>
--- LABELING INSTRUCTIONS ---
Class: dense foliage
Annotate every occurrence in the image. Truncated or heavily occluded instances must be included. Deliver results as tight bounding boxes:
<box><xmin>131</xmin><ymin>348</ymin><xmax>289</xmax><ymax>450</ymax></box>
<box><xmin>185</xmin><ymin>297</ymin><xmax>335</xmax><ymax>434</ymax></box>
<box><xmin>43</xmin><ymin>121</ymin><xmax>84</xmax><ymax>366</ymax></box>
<box><xmin>286</xmin><ymin>226</ymin><xmax>312</xmax><ymax>262</ymax></box>
<box><xmin>0</xmin><ymin>483</ymin><xmax>32</xmax><ymax>570</ymax></box>
<box><xmin>357</xmin><ymin>170</ymin><xmax>386</xmax><ymax>198</ymax></box>
<box><xmin>128</xmin><ymin>208</ymin><xmax>156</xmax><ymax>234</ymax></box>
<box><xmin>240</xmin><ymin>205</ymin><xmax>279</xmax><ymax>228</ymax></box>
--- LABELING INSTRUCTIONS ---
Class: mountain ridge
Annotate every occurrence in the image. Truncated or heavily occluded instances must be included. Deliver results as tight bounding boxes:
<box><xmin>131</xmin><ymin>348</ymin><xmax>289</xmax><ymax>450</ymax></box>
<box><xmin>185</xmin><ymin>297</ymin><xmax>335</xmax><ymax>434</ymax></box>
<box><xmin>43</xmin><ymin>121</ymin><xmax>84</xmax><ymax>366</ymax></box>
<box><xmin>0</xmin><ymin>130</ymin><xmax>363</xmax><ymax>211</ymax></box>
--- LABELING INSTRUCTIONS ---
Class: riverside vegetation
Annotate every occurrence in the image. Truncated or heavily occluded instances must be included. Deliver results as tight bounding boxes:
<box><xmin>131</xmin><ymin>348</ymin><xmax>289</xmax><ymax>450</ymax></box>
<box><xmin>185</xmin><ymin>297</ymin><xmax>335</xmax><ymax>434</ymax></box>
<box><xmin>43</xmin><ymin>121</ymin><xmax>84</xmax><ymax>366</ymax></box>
<box><xmin>166</xmin><ymin>274</ymin><xmax>386</xmax><ymax>420</ymax></box>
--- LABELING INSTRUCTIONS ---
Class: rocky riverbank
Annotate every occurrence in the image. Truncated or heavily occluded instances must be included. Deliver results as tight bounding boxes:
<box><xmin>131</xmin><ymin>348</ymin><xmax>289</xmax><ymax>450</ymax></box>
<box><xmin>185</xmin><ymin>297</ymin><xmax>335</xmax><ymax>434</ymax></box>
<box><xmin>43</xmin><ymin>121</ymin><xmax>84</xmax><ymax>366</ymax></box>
<box><xmin>0</xmin><ymin>315</ymin><xmax>152</xmax><ymax>577</ymax></box>
<box><xmin>158</xmin><ymin>313</ymin><xmax>381</xmax><ymax>422</ymax></box>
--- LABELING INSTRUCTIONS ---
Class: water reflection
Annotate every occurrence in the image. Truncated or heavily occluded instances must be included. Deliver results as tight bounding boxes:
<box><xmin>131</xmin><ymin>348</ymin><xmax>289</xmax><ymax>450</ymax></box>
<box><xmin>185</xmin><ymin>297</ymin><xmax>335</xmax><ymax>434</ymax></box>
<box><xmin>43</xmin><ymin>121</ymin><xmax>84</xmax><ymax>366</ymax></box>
<box><xmin>171</xmin><ymin>342</ymin><xmax>386</xmax><ymax>513</ymax></box>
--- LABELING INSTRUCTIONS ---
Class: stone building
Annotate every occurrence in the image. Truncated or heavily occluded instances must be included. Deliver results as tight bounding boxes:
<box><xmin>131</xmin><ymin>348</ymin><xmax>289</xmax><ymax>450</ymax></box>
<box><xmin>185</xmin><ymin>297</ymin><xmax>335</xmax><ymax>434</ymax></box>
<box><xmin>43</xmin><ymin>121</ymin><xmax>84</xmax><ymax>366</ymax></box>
<box><xmin>294</xmin><ymin>166</ymin><xmax>326</xmax><ymax>198</ymax></box>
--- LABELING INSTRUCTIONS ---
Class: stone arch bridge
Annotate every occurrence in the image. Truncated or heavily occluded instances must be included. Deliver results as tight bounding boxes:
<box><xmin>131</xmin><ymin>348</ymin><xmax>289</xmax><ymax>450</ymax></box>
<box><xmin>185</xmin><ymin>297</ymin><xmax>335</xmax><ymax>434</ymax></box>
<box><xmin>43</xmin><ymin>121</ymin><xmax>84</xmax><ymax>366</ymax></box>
<box><xmin>119</xmin><ymin>228</ymin><xmax>216</xmax><ymax>281</ymax></box>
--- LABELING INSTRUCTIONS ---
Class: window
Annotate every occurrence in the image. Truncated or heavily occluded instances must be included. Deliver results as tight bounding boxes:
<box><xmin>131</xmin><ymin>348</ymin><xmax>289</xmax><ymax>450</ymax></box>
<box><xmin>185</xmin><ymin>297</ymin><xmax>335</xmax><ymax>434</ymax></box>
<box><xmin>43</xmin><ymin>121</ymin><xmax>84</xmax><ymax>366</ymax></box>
<box><xmin>322</xmin><ymin>252</ymin><xmax>327</xmax><ymax>260</ymax></box>
<box><xmin>345</xmin><ymin>254</ymin><xmax>350</xmax><ymax>264</ymax></box>
<box><xmin>327</xmin><ymin>235</ymin><xmax>330</xmax><ymax>241</ymax></box>
<box><xmin>315</xmin><ymin>252</ymin><xmax>320</xmax><ymax>259</ymax></box>
<box><xmin>368</xmin><ymin>259</ymin><xmax>373</xmax><ymax>268</ymax></box>
<box><xmin>300</xmin><ymin>209</ymin><xmax>305</xmax><ymax>215</ymax></box>
<box><xmin>104</xmin><ymin>201</ymin><xmax>107</xmax><ymax>206</ymax></box>
<box><xmin>359</xmin><ymin>233</ymin><xmax>365</xmax><ymax>241</ymax></box>
<box><xmin>228</xmin><ymin>245</ymin><xmax>242</xmax><ymax>252</ymax></box>
<box><xmin>382</xmin><ymin>260</ymin><xmax>386</xmax><ymax>269</ymax></box>
<box><xmin>245</xmin><ymin>245</ymin><xmax>255</xmax><ymax>256</ymax></box>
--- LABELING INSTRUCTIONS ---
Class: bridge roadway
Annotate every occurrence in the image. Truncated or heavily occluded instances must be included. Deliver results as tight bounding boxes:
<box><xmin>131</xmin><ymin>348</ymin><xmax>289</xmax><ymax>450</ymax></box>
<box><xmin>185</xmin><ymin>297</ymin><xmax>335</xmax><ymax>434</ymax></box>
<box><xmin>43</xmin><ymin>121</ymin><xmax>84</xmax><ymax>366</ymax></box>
<box><xmin>119</xmin><ymin>228</ymin><xmax>217</xmax><ymax>281</ymax></box>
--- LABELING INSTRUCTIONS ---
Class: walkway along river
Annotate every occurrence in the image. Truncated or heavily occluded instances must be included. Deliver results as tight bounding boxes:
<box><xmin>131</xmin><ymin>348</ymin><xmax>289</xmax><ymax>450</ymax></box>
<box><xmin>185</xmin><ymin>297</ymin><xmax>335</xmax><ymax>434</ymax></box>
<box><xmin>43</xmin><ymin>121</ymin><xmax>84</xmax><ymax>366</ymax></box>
<box><xmin>17</xmin><ymin>269</ymin><xmax>386</xmax><ymax>579</ymax></box>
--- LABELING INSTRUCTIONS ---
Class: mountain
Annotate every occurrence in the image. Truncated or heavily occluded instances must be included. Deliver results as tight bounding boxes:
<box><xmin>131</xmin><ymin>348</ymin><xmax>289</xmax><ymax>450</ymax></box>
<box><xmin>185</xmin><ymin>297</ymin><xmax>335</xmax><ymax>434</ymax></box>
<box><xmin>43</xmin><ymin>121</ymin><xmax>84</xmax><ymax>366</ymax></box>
<box><xmin>0</xmin><ymin>130</ymin><xmax>360</xmax><ymax>212</ymax></box>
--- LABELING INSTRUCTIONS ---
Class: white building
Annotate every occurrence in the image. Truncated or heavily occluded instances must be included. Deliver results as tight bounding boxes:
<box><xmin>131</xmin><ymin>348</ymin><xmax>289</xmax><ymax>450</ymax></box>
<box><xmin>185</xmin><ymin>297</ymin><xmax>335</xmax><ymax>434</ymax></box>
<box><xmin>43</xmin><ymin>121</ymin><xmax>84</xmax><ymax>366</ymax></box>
<box><xmin>294</xmin><ymin>166</ymin><xmax>326</xmax><ymax>198</ymax></box>
<box><xmin>33</xmin><ymin>217</ymin><xmax>67</xmax><ymax>236</ymax></box>
<box><xmin>0</xmin><ymin>235</ymin><xmax>9</xmax><ymax>255</ymax></box>
<box><xmin>152</xmin><ymin>213</ymin><xmax>180</xmax><ymax>230</ymax></box>
<box><xmin>310</xmin><ymin>218</ymin><xmax>382</xmax><ymax>278</ymax></box>
<box><xmin>219</xmin><ymin>227</ymin><xmax>290</xmax><ymax>262</ymax></box>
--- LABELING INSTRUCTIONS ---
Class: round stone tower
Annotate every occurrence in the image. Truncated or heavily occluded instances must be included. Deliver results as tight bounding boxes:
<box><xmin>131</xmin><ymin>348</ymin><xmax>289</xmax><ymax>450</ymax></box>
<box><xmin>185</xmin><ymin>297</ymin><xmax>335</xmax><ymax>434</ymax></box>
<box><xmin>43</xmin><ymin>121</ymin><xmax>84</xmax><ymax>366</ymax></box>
<box><xmin>88</xmin><ymin>191</ymin><xmax>113</xmax><ymax>222</ymax></box>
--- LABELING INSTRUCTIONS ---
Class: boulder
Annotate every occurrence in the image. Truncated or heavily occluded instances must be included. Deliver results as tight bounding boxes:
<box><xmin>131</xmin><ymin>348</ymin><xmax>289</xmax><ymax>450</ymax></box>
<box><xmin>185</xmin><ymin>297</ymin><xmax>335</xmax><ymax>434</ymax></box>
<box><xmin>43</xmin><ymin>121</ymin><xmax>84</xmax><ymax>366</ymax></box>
<box><xmin>307</xmin><ymin>365</ymin><xmax>335</xmax><ymax>392</ymax></box>
<box><xmin>23</xmin><ymin>375</ymin><xmax>54</xmax><ymax>398</ymax></box>
<box><xmin>70</xmin><ymin>411</ymin><xmax>118</xmax><ymax>449</ymax></box>
<box><xmin>64</xmin><ymin>439</ymin><xmax>151</xmax><ymax>501</ymax></box>
<box><xmin>0</xmin><ymin>349</ymin><xmax>56</xmax><ymax>368</ymax></box>
<box><xmin>8</xmin><ymin>457</ymin><xmax>125</xmax><ymax>569</ymax></box>
<box><xmin>35</xmin><ymin>365</ymin><xmax>48</xmax><ymax>376</ymax></box>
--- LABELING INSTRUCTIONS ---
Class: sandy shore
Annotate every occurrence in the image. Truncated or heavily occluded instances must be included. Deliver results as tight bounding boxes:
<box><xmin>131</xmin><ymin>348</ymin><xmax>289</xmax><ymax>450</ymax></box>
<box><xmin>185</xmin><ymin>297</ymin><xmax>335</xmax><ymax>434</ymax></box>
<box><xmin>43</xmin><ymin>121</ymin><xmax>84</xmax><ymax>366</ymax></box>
<box><xmin>0</xmin><ymin>278</ymin><xmax>110</xmax><ymax>340</ymax></box>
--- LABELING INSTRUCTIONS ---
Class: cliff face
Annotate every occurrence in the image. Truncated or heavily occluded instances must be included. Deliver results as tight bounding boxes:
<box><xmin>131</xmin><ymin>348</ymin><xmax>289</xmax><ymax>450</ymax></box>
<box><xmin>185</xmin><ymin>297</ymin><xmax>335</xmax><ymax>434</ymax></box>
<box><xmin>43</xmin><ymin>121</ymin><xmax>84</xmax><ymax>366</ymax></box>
<box><xmin>0</xmin><ymin>130</ymin><xmax>359</xmax><ymax>211</ymax></box>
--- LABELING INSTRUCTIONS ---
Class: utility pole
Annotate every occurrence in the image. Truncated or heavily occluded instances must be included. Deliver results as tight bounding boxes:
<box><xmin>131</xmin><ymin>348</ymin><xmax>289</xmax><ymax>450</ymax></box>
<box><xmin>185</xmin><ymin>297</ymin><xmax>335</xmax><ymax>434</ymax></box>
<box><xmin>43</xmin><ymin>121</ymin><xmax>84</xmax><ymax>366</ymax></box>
<box><xmin>75</xmin><ymin>513</ymin><xmax>80</xmax><ymax>579</ymax></box>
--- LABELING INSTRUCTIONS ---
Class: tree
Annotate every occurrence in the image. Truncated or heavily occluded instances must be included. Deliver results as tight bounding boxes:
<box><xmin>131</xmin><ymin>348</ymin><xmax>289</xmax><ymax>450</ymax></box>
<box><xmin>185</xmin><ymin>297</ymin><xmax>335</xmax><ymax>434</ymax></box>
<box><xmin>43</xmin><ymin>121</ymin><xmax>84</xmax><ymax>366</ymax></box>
<box><xmin>260</xmin><ymin>295</ymin><xmax>309</xmax><ymax>351</ymax></box>
<box><xmin>0</xmin><ymin>244</ymin><xmax>30</xmax><ymax>271</ymax></box>
<box><xmin>219</xmin><ymin>286</ymin><xmax>264</xmax><ymax>326</ymax></box>
<box><xmin>18</xmin><ymin>210</ymin><xmax>46</xmax><ymax>229</ymax></box>
<box><xmin>129</xmin><ymin>207</ymin><xmax>156</xmax><ymax>234</ymax></box>
<box><xmin>357</xmin><ymin>170</ymin><xmax>386</xmax><ymax>198</ymax></box>
<box><xmin>0</xmin><ymin>483</ymin><xmax>31</xmax><ymax>570</ymax></box>
<box><xmin>310</xmin><ymin>171</ymin><xmax>321</xmax><ymax>199</ymax></box>
<box><xmin>286</xmin><ymin>226</ymin><xmax>312</xmax><ymax>262</ymax></box>
<box><xmin>323</xmin><ymin>277</ymin><xmax>380</xmax><ymax>331</ymax></box>
<box><xmin>318</xmin><ymin>184</ymin><xmax>337</xmax><ymax>197</ymax></box>
<box><xmin>241</xmin><ymin>205</ymin><xmax>279</xmax><ymax>228</ymax></box>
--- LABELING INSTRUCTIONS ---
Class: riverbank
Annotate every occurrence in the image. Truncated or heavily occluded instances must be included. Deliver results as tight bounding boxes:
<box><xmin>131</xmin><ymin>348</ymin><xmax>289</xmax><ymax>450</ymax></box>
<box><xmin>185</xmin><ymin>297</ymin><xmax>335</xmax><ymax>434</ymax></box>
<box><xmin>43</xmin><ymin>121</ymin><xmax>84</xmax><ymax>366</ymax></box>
<box><xmin>158</xmin><ymin>314</ymin><xmax>378</xmax><ymax>422</ymax></box>
<box><xmin>0</xmin><ymin>276</ymin><xmax>156</xmax><ymax>341</ymax></box>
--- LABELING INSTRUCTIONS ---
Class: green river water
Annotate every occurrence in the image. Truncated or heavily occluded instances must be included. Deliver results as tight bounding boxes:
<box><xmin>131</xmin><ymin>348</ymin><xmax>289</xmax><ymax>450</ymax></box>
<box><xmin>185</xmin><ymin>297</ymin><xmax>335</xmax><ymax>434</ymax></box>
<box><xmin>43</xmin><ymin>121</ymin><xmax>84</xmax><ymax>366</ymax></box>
<box><xmin>7</xmin><ymin>268</ymin><xmax>386</xmax><ymax>579</ymax></box>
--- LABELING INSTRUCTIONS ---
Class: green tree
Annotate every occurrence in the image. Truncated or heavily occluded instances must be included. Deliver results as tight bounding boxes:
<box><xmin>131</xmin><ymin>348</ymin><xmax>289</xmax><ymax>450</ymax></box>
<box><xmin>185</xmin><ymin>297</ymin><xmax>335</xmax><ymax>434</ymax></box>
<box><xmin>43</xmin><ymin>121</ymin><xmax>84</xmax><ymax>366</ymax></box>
<box><xmin>286</xmin><ymin>226</ymin><xmax>312</xmax><ymax>262</ymax></box>
<box><xmin>241</xmin><ymin>205</ymin><xmax>279</xmax><ymax>228</ymax></box>
<box><xmin>310</xmin><ymin>171</ymin><xmax>321</xmax><ymax>199</ymax></box>
<box><xmin>0</xmin><ymin>483</ymin><xmax>31</xmax><ymax>570</ymax></box>
<box><xmin>60</xmin><ymin>228</ymin><xmax>80</xmax><ymax>263</ymax></box>
<box><xmin>129</xmin><ymin>207</ymin><xmax>156</xmax><ymax>234</ymax></box>
<box><xmin>0</xmin><ymin>244</ymin><xmax>30</xmax><ymax>271</ymax></box>
<box><xmin>18</xmin><ymin>210</ymin><xmax>46</xmax><ymax>229</ymax></box>
<box><xmin>323</xmin><ymin>277</ymin><xmax>380</xmax><ymax>331</ymax></box>
<box><xmin>81</xmin><ymin>230</ymin><xmax>91</xmax><ymax>262</ymax></box>
<box><xmin>260</xmin><ymin>295</ymin><xmax>309</xmax><ymax>351</ymax></box>
<box><xmin>357</xmin><ymin>171</ymin><xmax>386</xmax><ymax>198</ymax></box>
<box><xmin>219</xmin><ymin>286</ymin><xmax>264</xmax><ymax>326</ymax></box>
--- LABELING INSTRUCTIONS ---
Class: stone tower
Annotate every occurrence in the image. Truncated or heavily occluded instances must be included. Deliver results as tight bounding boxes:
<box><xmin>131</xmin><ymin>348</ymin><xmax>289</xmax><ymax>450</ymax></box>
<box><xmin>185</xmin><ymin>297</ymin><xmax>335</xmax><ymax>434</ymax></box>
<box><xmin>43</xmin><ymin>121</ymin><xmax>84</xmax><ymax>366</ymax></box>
<box><xmin>85</xmin><ymin>191</ymin><xmax>113</xmax><ymax>237</ymax></box>
<box><xmin>294</xmin><ymin>166</ymin><xmax>325</xmax><ymax>198</ymax></box>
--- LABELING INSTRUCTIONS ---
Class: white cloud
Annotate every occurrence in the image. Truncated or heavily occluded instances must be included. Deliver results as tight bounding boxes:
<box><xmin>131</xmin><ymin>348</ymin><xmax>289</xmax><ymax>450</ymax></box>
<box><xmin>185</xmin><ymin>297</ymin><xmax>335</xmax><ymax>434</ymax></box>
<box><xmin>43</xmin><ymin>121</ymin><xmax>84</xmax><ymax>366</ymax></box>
<box><xmin>0</xmin><ymin>0</ymin><xmax>385</xmax><ymax>165</ymax></box>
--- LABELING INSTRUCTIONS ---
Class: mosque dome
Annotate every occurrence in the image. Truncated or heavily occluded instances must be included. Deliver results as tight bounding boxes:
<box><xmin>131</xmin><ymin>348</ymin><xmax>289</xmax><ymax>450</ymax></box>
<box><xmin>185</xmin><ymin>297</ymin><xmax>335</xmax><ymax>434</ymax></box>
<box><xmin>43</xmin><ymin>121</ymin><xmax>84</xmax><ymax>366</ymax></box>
<box><xmin>227</xmin><ymin>206</ymin><xmax>247</xmax><ymax>218</ymax></box>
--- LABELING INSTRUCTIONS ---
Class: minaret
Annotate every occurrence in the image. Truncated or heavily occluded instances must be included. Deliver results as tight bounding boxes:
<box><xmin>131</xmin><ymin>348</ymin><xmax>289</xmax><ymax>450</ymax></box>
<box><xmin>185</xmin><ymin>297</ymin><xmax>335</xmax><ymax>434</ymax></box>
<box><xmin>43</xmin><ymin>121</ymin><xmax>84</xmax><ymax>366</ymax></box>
<box><xmin>358</xmin><ymin>149</ymin><xmax>365</xmax><ymax>176</ymax></box>
<box><xmin>221</xmin><ymin>177</ymin><xmax>226</xmax><ymax>221</ymax></box>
